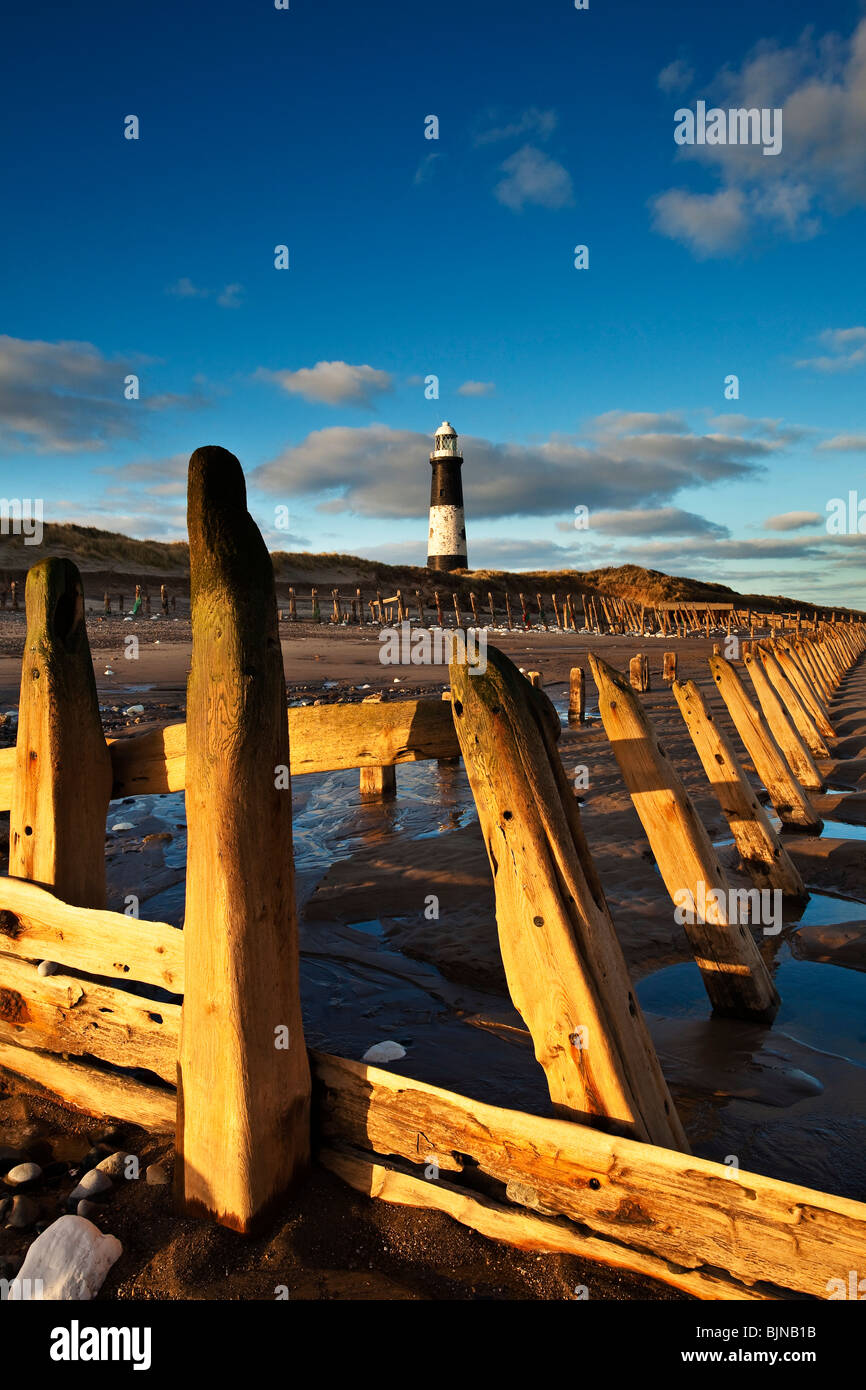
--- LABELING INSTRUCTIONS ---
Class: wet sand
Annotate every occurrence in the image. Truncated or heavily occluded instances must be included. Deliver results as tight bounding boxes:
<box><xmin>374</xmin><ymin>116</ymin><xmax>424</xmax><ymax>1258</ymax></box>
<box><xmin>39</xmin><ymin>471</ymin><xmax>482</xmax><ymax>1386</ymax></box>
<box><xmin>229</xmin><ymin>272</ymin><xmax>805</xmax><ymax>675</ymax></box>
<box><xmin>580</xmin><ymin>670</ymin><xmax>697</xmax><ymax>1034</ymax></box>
<box><xmin>3</xmin><ymin>616</ymin><xmax>866</xmax><ymax>1299</ymax></box>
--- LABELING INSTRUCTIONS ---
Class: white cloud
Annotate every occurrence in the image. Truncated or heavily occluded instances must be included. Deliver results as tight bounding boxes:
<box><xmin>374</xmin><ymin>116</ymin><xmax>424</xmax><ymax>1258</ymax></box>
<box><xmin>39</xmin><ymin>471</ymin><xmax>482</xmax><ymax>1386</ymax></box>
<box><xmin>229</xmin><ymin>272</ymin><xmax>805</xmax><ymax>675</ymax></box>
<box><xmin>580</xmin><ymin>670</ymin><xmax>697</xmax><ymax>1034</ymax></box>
<box><xmin>494</xmin><ymin>145</ymin><xmax>574</xmax><ymax>211</ymax></box>
<box><xmin>649</xmin><ymin>187</ymin><xmax>749</xmax><ymax>258</ymax></box>
<box><xmin>652</xmin><ymin>18</ymin><xmax>866</xmax><ymax>254</ymax></box>
<box><xmin>256</xmin><ymin>361</ymin><xmax>393</xmax><ymax>408</ymax></box>
<box><xmin>250</xmin><ymin>419</ymin><xmax>771</xmax><ymax>521</ymax></box>
<box><xmin>457</xmin><ymin>380</ymin><xmax>496</xmax><ymax>397</ymax></box>
<box><xmin>763</xmin><ymin>510</ymin><xmax>823</xmax><ymax>531</ymax></box>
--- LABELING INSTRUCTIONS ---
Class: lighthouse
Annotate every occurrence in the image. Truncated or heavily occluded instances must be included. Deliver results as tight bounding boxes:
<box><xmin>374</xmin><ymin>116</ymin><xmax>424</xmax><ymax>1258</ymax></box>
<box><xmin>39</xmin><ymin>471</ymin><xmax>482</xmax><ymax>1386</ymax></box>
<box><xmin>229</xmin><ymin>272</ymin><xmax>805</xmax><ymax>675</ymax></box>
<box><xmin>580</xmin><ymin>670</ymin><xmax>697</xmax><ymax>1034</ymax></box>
<box><xmin>427</xmin><ymin>421</ymin><xmax>468</xmax><ymax>571</ymax></box>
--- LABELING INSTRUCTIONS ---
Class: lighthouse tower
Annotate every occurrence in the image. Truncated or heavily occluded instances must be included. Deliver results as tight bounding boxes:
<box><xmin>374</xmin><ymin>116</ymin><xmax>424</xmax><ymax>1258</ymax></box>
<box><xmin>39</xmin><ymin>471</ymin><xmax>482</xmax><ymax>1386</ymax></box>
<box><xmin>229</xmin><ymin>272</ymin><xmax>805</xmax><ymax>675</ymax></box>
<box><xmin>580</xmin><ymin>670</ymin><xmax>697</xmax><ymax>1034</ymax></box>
<box><xmin>427</xmin><ymin>421</ymin><xmax>468</xmax><ymax>571</ymax></box>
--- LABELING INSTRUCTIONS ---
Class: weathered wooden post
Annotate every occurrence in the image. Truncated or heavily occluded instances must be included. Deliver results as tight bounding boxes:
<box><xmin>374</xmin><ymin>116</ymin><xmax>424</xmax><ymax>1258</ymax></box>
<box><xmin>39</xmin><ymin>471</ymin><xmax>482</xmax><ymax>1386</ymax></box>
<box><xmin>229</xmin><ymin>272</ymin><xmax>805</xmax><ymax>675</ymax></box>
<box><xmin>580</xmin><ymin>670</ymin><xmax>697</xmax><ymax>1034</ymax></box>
<box><xmin>743</xmin><ymin>649</ymin><xmax>824</xmax><ymax>792</ymax></box>
<box><xmin>527</xmin><ymin>670</ymin><xmax>543</xmax><ymax>688</ymax></box>
<box><xmin>536</xmin><ymin>593</ymin><xmax>546</xmax><ymax>628</ymax></box>
<box><xmin>434</xmin><ymin>590</ymin><xmax>444</xmax><ymax>627</ymax></box>
<box><xmin>663</xmin><ymin>651</ymin><xmax>677</xmax><ymax>684</ymax></box>
<box><xmin>9</xmin><ymin>558</ymin><xmax>112</xmax><ymax>909</ymax></box>
<box><xmin>311</xmin><ymin>587</ymin><xmax>320</xmax><ymax>623</ymax></box>
<box><xmin>396</xmin><ymin>589</ymin><xmax>405</xmax><ymax>623</ymax></box>
<box><xmin>758</xmin><ymin>646</ymin><xmax>830</xmax><ymax>758</ymax></box>
<box><xmin>161</xmin><ymin>584</ymin><xmax>169</xmax><ymax>615</ymax></box>
<box><xmin>505</xmin><ymin>593</ymin><xmax>513</xmax><ymax>630</ymax></box>
<box><xmin>629</xmin><ymin>654</ymin><xmax>650</xmax><ymax>692</ymax></box>
<box><xmin>672</xmin><ymin>680</ymin><xmax>805</xmax><ymax>899</ymax></box>
<box><xmin>487</xmin><ymin>591</ymin><xmax>495</xmax><ymax>626</ymax></box>
<box><xmin>552</xmin><ymin>594</ymin><xmax>562</xmax><ymax>628</ymax></box>
<box><xmin>589</xmin><ymin>655</ymin><xmax>780</xmax><ymax>1022</ymax></box>
<box><xmin>568</xmin><ymin>667</ymin><xmax>585</xmax><ymax>725</ymax></box>
<box><xmin>179</xmin><ymin>453</ymin><xmax>311</xmax><ymax>1239</ymax></box>
<box><xmin>452</xmin><ymin>592</ymin><xmax>462</xmax><ymax>628</ymax></box>
<box><xmin>288</xmin><ymin>587</ymin><xmax>297</xmax><ymax>622</ymax></box>
<box><xmin>360</xmin><ymin>764</ymin><xmax>397</xmax><ymax>801</ymax></box>
<box><xmin>416</xmin><ymin>590</ymin><xmax>426</xmax><ymax>625</ymax></box>
<box><xmin>450</xmin><ymin>645</ymin><xmax>687</xmax><ymax>1148</ymax></box>
<box><xmin>11</xmin><ymin>580</ymin><xmax>18</xmax><ymax>611</ymax></box>
<box><xmin>103</xmin><ymin>591</ymin><xmax>110</xmax><ymax>614</ymax></box>
<box><xmin>519</xmin><ymin>592</ymin><xmax>529</xmax><ymax>628</ymax></box>
<box><xmin>469</xmin><ymin>592</ymin><xmax>480</xmax><ymax>627</ymax></box>
<box><xmin>708</xmin><ymin>655</ymin><xmax>821</xmax><ymax>832</ymax></box>
<box><xmin>177</xmin><ymin>445</ymin><xmax>311</xmax><ymax>1232</ymax></box>
<box><xmin>773</xmin><ymin>640</ymin><xmax>834</xmax><ymax>737</ymax></box>
<box><xmin>355</xmin><ymin>587</ymin><xmax>362</xmax><ymax>623</ymax></box>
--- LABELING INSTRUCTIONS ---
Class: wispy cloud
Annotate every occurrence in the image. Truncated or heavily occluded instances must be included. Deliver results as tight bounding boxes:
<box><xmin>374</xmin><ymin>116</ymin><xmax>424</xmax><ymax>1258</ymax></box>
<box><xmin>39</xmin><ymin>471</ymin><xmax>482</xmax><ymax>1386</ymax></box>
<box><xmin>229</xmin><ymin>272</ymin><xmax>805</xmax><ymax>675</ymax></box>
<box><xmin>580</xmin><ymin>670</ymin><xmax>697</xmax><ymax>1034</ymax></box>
<box><xmin>797</xmin><ymin>327</ymin><xmax>866</xmax><ymax>372</ymax></box>
<box><xmin>473</xmin><ymin>108</ymin><xmax>558</xmax><ymax>146</ymax></box>
<box><xmin>457</xmin><ymin>380</ymin><xmax>496</xmax><ymax>397</ymax></box>
<box><xmin>167</xmin><ymin>277</ymin><xmax>245</xmax><ymax>308</ymax></box>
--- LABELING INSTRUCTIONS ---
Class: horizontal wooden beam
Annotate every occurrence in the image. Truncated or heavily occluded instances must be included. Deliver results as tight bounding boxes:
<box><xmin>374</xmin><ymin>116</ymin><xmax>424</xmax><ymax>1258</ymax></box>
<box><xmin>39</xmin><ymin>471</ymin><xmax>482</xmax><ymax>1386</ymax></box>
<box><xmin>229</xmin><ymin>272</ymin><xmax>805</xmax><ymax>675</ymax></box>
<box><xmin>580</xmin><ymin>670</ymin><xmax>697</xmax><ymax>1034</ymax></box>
<box><xmin>0</xmin><ymin>877</ymin><xmax>183</xmax><ymax>993</ymax></box>
<box><xmin>311</xmin><ymin>1051</ymin><xmax>866</xmax><ymax>1301</ymax></box>
<box><xmin>0</xmin><ymin>698</ymin><xmax>461</xmax><ymax>807</ymax></box>
<box><xmin>321</xmin><ymin>1149</ymin><xmax>774</xmax><ymax>1301</ymax></box>
<box><xmin>0</xmin><ymin>952</ymin><xmax>178</xmax><ymax>1084</ymax></box>
<box><xmin>0</xmin><ymin>1036</ymin><xmax>176</xmax><ymax>1132</ymax></box>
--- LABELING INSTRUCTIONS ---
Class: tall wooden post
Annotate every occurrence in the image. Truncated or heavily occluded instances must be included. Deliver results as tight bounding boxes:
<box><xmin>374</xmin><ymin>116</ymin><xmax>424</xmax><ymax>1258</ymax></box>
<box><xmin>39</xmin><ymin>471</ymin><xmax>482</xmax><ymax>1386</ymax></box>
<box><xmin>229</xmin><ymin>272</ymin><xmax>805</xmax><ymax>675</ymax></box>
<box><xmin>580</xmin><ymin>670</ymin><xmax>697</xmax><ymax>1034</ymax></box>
<box><xmin>519</xmin><ymin>593</ymin><xmax>529</xmax><ymax>628</ymax></box>
<box><xmin>10</xmin><ymin>558</ymin><xmax>112</xmax><ymax>908</ymax></box>
<box><xmin>177</xmin><ymin>446</ymin><xmax>310</xmax><ymax>1232</ymax></box>
<box><xmin>360</xmin><ymin>765</ymin><xmax>397</xmax><ymax>801</ymax></box>
<box><xmin>663</xmin><ymin>651</ymin><xmax>677</xmax><ymax>684</ymax></box>
<box><xmin>709</xmin><ymin>655</ymin><xmax>821</xmax><ymax>832</ymax></box>
<box><xmin>288</xmin><ymin>587</ymin><xmax>297</xmax><ymax>622</ymax></box>
<box><xmin>629</xmin><ymin>654</ymin><xmax>650</xmax><ymax>692</ymax></box>
<box><xmin>487</xmin><ymin>591</ymin><xmax>496</xmax><ymax>626</ymax></box>
<box><xmin>568</xmin><ymin>667</ymin><xmax>585</xmax><ymax>725</ymax></box>
<box><xmin>505</xmin><ymin>593</ymin><xmax>513</xmax><ymax>630</ymax></box>
<box><xmin>434</xmin><ymin>590</ymin><xmax>444</xmax><ymax>627</ymax></box>
<box><xmin>450</xmin><ymin>645</ymin><xmax>687</xmax><ymax>1148</ymax></box>
<box><xmin>743</xmin><ymin>649</ymin><xmax>824</xmax><ymax>792</ymax></box>
<box><xmin>452</xmin><ymin>593</ymin><xmax>462</xmax><ymax>628</ymax></box>
<box><xmin>469</xmin><ymin>592</ymin><xmax>479</xmax><ymax>627</ymax></box>
<box><xmin>590</xmin><ymin>655</ymin><xmax>780</xmax><ymax>1022</ymax></box>
<box><xmin>672</xmin><ymin>680</ymin><xmax>805</xmax><ymax>899</ymax></box>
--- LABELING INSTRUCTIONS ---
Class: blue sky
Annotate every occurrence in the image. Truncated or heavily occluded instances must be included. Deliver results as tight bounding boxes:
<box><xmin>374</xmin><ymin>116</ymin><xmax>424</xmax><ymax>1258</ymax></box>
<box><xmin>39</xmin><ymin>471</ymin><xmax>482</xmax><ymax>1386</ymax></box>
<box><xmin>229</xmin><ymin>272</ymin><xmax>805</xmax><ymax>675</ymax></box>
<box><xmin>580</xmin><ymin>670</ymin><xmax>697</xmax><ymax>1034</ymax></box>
<box><xmin>2</xmin><ymin>0</ymin><xmax>866</xmax><ymax>604</ymax></box>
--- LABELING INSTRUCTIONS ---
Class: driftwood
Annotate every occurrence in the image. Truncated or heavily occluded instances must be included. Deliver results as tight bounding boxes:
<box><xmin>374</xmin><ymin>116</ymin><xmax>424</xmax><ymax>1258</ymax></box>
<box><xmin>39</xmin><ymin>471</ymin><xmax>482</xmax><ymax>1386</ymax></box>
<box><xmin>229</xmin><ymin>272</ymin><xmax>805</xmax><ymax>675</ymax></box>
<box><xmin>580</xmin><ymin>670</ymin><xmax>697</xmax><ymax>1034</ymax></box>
<box><xmin>589</xmin><ymin>655</ymin><xmax>779</xmax><ymax>1022</ymax></box>
<box><xmin>629</xmin><ymin>654</ymin><xmax>650</xmax><ymax>692</ymax></box>
<box><xmin>672</xmin><ymin>681</ymin><xmax>805</xmax><ymax>899</ymax></box>
<box><xmin>568</xmin><ymin>667</ymin><xmax>584</xmax><ymax>725</ymax></box>
<box><xmin>176</xmin><ymin>445</ymin><xmax>310</xmax><ymax>1232</ymax></box>
<box><xmin>449</xmin><ymin>644</ymin><xmax>687</xmax><ymax>1149</ymax></box>
<box><xmin>709</xmin><ymin>655</ymin><xmax>821</xmax><ymax>833</ymax></box>
<box><xmin>312</xmin><ymin>1051</ymin><xmax>866</xmax><ymax>1301</ymax></box>
<box><xmin>9</xmin><ymin>559</ymin><xmax>112</xmax><ymax>907</ymax></box>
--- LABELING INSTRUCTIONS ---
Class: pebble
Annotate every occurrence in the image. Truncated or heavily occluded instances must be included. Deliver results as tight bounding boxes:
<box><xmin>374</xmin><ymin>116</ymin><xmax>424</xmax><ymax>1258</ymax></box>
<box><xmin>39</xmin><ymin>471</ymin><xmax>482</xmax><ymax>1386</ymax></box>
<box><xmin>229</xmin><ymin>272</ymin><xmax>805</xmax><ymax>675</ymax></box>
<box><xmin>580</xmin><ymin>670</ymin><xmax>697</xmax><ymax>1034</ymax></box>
<box><xmin>76</xmin><ymin>1200</ymin><xmax>102</xmax><ymax>1221</ymax></box>
<box><xmin>7</xmin><ymin>1194</ymin><xmax>39</xmax><ymax>1229</ymax></box>
<box><xmin>123</xmin><ymin>704</ymin><xmax>145</xmax><ymax>715</ymax></box>
<box><xmin>69</xmin><ymin>1169</ymin><xmax>112</xmax><ymax>1202</ymax></box>
<box><xmin>145</xmin><ymin>1162</ymin><xmax>170</xmax><ymax>1186</ymax></box>
<box><xmin>361</xmin><ymin>1040</ymin><xmax>407</xmax><ymax>1064</ymax></box>
<box><xmin>11</xmin><ymin>1215</ymin><xmax>122</xmax><ymax>1300</ymax></box>
<box><xmin>5</xmin><ymin>1162</ymin><xmax>42</xmax><ymax>1188</ymax></box>
<box><xmin>110</xmin><ymin>821</ymin><xmax>135</xmax><ymax>832</ymax></box>
<box><xmin>37</xmin><ymin>960</ymin><xmax>60</xmax><ymax>976</ymax></box>
<box><xmin>95</xmin><ymin>1151</ymin><xmax>130</xmax><ymax>1178</ymax></box>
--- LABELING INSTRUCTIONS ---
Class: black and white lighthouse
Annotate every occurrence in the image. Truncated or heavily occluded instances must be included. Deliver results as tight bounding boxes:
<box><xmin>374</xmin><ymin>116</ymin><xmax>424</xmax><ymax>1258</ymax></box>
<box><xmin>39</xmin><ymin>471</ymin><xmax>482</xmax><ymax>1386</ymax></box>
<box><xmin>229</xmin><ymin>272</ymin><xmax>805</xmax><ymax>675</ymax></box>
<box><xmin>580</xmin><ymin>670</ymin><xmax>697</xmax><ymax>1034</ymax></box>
<box><xmin>427</xmin><ymin>421</ymin><xmax>468</xmax><ymax>571</ymax></box>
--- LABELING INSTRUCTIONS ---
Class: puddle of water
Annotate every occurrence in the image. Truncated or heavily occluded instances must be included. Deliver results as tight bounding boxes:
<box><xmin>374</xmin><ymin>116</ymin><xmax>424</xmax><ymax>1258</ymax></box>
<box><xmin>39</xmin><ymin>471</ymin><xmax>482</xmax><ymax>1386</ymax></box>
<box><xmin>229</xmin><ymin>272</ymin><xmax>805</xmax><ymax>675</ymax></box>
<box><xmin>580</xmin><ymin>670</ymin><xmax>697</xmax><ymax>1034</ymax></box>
<box><xmin>819</xmin><ymin>820</ymin><xmax>866</xmax><ymax>841</ymax></box>
<box><xmin>637</xmin><ymin>951</ymin><xmax>866</xmax><ymax>1068</ymax></box>
<box><xmin>795</xmin><ymin>891</ymin><xmax>866</xmax><ymax>926</ymax></box>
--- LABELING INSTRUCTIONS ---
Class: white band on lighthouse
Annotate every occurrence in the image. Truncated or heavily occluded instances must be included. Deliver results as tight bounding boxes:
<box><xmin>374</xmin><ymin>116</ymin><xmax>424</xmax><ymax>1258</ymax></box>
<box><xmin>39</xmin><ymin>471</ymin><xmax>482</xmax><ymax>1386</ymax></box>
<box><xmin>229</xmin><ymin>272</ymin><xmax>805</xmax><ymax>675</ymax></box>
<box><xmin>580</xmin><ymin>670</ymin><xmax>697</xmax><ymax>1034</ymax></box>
<box><xmin>428</xmin><ymin>504</ymin><xmax>466</xmax><ymax>558</ymax></box>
